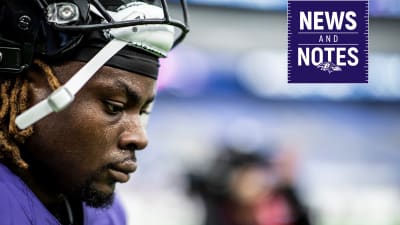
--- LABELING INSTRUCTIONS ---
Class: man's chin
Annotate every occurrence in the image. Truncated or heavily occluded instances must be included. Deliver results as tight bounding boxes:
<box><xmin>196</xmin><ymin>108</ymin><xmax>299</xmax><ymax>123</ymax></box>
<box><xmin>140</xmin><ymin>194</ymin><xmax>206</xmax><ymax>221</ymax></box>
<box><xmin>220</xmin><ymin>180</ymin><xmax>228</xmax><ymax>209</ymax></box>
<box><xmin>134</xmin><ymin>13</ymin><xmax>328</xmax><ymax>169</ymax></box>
<box><xmin>81</xmin><ymin>183</ymin><xmax>115</xmax><ymax>208</ymax></box>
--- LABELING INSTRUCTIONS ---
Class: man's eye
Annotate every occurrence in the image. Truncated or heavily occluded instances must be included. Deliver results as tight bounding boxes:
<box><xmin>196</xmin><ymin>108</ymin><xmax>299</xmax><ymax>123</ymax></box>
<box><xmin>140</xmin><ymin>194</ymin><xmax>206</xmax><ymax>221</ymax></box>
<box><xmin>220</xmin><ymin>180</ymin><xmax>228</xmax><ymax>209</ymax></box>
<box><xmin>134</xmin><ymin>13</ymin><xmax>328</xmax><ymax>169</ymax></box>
<box><xmin>140</xmin><ymin>109</ymin><xmax>150</xmax><ymax>116</ymax></box>
<box><xmin>140</xmin><ymin>104</ymin><xmax>153</xmax><ymax>127</ymax></box>
<box><xmin>140</xmin><ymin>102</ymin><xmax>154</xmax><ymax>116</ymax></box>
<box><xmin>104</xmin><ymin>101</ymin><xmax>125</xmax><ymax>114</ymax></box>
<box><xmin>140</xmin><ymin>110</ymin><xmax>150</xmax><ymax>127</ymax></box>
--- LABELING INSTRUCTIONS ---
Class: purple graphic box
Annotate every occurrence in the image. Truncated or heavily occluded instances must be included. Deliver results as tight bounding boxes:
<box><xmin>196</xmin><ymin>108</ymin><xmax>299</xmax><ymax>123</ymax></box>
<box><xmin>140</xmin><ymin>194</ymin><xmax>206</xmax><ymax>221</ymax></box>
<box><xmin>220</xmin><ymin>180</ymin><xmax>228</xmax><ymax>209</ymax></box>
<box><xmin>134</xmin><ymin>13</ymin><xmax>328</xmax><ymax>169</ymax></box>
<box><xmin>288</xmin><ymin>0</ymin><xmax>369</xmax><ymax>83</ymax></box>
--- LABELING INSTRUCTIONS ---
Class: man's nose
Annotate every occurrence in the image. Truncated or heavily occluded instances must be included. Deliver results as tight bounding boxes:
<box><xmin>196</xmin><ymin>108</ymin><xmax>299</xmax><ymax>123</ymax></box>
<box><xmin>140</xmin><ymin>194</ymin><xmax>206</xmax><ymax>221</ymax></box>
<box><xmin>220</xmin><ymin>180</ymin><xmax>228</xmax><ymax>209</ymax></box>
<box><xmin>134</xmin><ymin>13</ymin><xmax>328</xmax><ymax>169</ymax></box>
<box><xmin>118</xmin><ymin>115</ymin><xmax>148</xmax><ymax>151</ymax></box>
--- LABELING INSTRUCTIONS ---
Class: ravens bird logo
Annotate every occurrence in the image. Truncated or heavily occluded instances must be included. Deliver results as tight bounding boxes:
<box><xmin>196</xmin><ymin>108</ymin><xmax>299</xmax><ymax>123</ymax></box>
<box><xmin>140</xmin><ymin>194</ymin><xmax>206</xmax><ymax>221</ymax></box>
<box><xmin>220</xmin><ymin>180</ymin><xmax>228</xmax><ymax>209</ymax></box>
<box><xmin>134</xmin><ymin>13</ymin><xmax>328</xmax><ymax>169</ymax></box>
<box><xmin>316</xmin><ymin>62</ymin><xmax>342</xmax><ymax>74</ymax></box>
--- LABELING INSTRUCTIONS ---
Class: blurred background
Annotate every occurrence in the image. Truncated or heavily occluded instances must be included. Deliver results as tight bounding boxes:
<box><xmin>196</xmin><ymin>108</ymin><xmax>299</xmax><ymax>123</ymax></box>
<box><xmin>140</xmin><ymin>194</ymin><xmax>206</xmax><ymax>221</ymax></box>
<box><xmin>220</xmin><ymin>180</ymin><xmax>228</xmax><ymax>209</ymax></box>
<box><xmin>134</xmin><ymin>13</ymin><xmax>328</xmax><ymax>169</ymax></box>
<box><xmin>118</xmin><ymin>1</ymin><xmax>400</xmax><ymax>225</ymax></box>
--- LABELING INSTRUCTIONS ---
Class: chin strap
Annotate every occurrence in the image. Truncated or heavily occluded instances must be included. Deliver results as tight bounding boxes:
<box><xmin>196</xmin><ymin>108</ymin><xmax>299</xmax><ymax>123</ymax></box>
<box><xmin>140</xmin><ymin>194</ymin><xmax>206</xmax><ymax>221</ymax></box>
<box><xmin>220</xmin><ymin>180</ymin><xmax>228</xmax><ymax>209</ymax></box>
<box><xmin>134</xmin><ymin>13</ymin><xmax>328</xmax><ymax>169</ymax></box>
<box><xmin>15</xmin><ymin>39</ymin><xmax>128</xmax><ymax>129</ymax></box>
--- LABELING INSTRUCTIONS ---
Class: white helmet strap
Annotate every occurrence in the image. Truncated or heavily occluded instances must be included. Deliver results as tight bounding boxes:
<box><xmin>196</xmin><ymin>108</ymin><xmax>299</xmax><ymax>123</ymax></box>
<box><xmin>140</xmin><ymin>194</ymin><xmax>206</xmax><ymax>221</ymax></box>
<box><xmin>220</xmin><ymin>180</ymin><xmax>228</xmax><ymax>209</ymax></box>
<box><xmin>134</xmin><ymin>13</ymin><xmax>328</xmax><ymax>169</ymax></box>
<box><xmin>15</xmin><ymin>39</ymin><xmax>128</xmax><ymax>129</ymax></box>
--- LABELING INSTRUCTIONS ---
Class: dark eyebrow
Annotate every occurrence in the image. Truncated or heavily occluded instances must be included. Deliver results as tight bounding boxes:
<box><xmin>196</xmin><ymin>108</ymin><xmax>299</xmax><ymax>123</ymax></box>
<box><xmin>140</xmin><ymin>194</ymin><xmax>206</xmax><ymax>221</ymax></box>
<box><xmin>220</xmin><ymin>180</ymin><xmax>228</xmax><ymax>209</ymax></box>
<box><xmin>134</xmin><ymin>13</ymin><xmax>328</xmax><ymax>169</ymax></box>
<box><xmin>114</xmin><ymin>80</ymin><xmax>155</xmax><ymax>105</ymax></box>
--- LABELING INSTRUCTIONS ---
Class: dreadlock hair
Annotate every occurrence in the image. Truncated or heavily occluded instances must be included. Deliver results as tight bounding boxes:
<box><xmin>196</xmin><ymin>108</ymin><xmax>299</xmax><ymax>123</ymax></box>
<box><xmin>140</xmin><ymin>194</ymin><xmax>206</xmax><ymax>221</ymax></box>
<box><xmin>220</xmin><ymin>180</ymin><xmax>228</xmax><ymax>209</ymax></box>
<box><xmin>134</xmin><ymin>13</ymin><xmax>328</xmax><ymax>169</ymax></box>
<box><xmin>0</xmin><ymin>59</ymin><xmax>61</xmax><ymax>169</ymax></box>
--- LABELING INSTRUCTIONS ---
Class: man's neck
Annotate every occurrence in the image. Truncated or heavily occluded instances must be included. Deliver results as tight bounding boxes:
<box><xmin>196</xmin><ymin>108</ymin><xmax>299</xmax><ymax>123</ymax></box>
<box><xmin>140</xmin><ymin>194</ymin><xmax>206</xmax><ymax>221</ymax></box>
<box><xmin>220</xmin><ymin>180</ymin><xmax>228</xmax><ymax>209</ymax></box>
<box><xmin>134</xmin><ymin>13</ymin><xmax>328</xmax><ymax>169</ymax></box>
<box><xmin>50</xmin><ymin>195</ymin><xmax>84</xmax><ymax>225</ymax></box>
<box><xmin>9</xmin><ymin>164</ymin><xmax>83</xmax><ymax>225</ymax></box>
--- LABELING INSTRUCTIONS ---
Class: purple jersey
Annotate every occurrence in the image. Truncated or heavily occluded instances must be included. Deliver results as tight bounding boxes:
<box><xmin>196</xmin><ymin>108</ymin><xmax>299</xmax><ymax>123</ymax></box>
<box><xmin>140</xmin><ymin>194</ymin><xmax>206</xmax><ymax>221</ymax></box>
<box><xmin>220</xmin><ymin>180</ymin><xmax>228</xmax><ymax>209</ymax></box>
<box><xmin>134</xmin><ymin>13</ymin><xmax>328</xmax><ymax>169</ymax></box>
<box><xmin>0</xmin><ymin>163</ymin><xmax>126</xmax><ymax>225</ymax></box>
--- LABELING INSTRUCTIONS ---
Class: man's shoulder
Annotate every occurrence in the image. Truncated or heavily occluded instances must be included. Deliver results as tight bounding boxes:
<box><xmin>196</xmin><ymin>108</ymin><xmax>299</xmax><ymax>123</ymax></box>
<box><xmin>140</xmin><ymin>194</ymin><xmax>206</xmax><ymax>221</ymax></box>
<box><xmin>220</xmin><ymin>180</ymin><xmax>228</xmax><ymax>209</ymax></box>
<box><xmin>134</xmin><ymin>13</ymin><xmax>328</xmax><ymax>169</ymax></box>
<box><xmin>0</xmin><ymin>164</ymin><xmax>60</xmax><ymax>225</ymax></box>
<box><xmin>0</xmin><ymin>179</ymin><xmax>12</xmax><ymax>196</ymax></box>
<box><xmin>0</xmin><ymin>176</ymin><xmax>27</xmax><ymax>224</ymax></box>
<box><xmin>0</xmin><ymin>164</ymin><xmax>22</xmax><ymax>203</ymax></box>
<box><xmin>0</xmin><ymin>181</ymin><xmax>13</xmax><ymax>206</ymax></box>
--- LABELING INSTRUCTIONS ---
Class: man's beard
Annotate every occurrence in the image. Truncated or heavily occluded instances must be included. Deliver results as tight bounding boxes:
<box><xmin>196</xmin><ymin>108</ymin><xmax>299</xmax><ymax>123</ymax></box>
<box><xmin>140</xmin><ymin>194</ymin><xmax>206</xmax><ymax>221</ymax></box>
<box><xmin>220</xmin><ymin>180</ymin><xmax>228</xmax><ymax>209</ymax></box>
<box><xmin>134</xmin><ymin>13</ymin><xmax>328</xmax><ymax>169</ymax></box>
<box><xmin>79</xmin><ymin>167</ymin><xmax>115</xmax><ymax>208</ymax></box>
<box><xmin>26</xmin><ymin>157</ymin><xmax>116</xmax><ymax>209</ymax></box>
